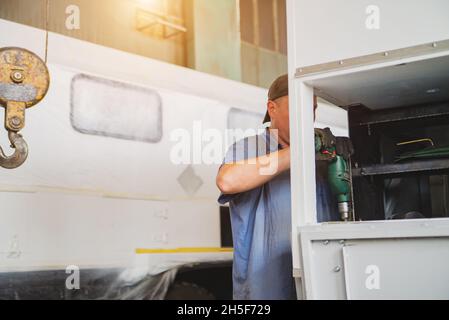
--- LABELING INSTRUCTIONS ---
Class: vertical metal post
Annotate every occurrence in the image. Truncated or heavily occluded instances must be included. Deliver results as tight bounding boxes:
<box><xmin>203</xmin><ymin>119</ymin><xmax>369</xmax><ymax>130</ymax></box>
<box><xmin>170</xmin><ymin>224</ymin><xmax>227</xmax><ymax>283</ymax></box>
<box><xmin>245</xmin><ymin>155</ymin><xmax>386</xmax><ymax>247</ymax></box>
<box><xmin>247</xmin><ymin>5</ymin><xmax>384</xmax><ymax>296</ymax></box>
<box><xmin>287</xmin><ymin>0</ymin><xmax>318</xmax><ymax>299</ymax></box>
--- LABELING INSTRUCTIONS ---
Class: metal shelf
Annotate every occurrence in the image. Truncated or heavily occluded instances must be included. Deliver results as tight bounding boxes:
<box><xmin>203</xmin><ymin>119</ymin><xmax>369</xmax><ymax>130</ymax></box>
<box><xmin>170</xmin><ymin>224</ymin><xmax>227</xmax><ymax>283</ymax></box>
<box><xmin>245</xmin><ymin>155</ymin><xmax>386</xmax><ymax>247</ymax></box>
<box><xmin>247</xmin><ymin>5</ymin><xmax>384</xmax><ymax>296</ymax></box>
<box><xmin>352</xmin><ymin>158</ymin><xmax>449</xmax><ymax>177</ymax></box>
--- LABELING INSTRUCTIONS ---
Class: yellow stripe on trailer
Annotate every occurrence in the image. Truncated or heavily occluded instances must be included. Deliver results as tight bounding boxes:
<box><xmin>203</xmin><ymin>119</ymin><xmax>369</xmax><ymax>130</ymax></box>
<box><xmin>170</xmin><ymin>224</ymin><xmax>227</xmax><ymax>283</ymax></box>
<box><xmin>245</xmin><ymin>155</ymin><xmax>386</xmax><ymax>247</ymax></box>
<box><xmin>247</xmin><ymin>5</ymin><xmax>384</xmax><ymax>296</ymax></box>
<box><xmin>135</xmin><ymin>247</ymin><xmax>234</xmax><ymax>254</ymax></box>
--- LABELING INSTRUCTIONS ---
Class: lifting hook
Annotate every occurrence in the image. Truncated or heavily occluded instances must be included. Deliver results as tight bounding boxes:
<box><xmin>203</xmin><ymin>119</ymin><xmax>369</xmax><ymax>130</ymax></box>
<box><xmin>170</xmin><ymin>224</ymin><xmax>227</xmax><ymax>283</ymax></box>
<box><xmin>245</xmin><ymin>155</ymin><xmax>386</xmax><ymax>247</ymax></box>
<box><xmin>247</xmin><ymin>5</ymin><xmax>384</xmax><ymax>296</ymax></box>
<box><xmin>0</xmin><ymin>47</ymin><xmax>50</xmax><ymax>169</ymax></box>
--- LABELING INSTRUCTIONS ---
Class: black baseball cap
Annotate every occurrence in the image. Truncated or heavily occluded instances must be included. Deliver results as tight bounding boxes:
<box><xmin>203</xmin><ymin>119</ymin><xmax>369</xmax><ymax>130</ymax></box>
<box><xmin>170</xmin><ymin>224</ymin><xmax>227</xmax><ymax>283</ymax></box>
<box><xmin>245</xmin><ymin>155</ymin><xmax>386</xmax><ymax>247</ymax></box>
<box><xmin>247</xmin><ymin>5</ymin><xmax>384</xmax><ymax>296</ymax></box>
<box><xmin>263</xmin><ymin>74</ymin><xmax>289</xmax><ymax>123</ymax></box>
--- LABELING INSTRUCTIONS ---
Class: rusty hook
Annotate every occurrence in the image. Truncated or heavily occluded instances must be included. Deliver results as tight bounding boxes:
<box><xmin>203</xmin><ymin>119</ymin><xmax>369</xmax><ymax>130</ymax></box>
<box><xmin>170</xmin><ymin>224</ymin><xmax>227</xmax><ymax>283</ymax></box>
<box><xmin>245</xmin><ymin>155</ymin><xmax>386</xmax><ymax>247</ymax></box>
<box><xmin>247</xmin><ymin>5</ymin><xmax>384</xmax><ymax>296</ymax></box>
<box><xmin>0</xmin><ymin>131</ymin><xmax>28</xmax><ymax>169</ymax></box>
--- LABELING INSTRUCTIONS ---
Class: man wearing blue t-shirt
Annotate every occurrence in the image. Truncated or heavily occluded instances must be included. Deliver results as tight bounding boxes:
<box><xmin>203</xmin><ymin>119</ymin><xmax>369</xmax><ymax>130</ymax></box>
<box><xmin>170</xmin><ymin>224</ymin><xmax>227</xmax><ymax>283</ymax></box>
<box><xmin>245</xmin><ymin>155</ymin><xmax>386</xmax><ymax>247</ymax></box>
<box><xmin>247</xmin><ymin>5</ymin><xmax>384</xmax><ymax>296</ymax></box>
<box><xmin>216</xmin><ymin>74</ymin><xmax>340</xmax><ymax>300</ymax></box>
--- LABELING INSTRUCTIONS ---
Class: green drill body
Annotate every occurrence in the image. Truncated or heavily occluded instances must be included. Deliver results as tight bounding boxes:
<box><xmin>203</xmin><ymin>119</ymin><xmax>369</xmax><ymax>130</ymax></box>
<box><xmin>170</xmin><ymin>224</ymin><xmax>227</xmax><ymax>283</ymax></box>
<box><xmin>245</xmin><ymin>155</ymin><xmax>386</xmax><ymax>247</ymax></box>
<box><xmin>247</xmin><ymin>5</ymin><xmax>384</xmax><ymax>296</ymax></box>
<box><xmin>328</xmin><ymin>154</ymin><xmax>351</xmax><ymax>204</ymax></box>
<box><xmin>315</xmin><ymin>134</ymin><xmax>352</xmax><ymax>221</ymax></box>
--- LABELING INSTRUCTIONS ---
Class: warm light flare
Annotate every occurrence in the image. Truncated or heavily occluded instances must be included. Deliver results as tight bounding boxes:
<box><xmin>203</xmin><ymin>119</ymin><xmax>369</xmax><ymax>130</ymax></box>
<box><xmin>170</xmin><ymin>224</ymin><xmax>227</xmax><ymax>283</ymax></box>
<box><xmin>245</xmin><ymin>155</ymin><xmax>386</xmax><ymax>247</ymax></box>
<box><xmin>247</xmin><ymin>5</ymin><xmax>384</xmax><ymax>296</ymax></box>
<box><xmin>137</xmin><ymin>0</ymin><xmax>162</xmax><ymax>9</ymax></box>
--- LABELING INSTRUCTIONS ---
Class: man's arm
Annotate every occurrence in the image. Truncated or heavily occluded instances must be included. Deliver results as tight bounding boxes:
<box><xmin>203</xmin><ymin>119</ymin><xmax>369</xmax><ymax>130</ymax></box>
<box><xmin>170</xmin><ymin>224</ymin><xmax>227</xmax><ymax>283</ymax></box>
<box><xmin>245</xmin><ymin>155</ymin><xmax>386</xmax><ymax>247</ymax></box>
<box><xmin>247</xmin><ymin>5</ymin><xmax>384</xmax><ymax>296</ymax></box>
<box><xmin>216</xmin><ymin>147</ymin><xmax>290</xmax><ymax>195</ymax></box>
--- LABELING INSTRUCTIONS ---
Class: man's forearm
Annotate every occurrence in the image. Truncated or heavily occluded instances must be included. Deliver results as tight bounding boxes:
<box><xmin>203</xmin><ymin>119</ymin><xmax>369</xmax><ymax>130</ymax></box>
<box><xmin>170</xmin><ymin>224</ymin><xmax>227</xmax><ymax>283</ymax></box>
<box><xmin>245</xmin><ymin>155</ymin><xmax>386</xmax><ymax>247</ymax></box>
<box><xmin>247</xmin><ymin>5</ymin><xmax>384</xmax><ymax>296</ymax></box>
<box><xmin>216</xmin><ymin>148</ymin><xmax>290</xmax><ymax>194</ymax></box>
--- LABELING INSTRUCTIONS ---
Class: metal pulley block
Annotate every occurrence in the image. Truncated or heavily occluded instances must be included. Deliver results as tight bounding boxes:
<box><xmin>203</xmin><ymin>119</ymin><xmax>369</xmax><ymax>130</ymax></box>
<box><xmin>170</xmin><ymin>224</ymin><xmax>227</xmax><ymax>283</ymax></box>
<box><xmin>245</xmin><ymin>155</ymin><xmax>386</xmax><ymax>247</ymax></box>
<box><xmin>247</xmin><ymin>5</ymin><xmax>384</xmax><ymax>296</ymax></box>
<box><xmin>0</xmin><ymin>47</ymin><xmax>50</xmax><ymax>169</ymax></box>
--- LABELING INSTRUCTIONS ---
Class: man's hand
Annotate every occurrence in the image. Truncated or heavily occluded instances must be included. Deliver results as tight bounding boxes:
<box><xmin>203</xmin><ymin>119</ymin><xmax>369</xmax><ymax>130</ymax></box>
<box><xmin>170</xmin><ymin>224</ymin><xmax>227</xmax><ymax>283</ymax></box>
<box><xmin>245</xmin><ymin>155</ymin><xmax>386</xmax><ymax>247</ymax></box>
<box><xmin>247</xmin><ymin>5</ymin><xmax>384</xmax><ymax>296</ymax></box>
<box><xmin>314</xmin><ymin>127</ymin><xmax>336</xmax><ymax>149</ymax></box>
<box><xmin>335</xmin><ymin>137</ymin><xmax>354</xmax><ymax>160</ymax></box>
<box><xmin>315</xmin><ymin>128</ymin><xmax>354</xmax><ymax>161</ymax></box>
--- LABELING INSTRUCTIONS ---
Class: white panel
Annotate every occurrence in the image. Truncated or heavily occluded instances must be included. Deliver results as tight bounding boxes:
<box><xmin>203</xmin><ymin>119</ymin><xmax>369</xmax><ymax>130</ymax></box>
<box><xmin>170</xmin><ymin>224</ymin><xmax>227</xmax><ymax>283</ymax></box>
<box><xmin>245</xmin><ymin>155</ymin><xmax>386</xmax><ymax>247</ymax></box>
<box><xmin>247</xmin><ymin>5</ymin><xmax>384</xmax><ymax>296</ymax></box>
<box><xmin>299</xmin><ymin>219</ymin><xmax>449</xmax><ymax>299</ymax></box>
<box><xmin>343</xmin><ymin>238</ymin><xmax>449</xmax><ymax>299</ymax></box>
<box><xmin>290</xmin><ymin>0</ymin><xmax>449</xmax><ymax>67</ymax></box>
<box><xmin>71</xmin><ymin>74</ymin><xmax>162</xmax><ymax>143</ymax></box>
<box><xmin>309</xmin><ymin>240</ymin><xmax>346</xmax><ymax>299</ymax></box>
<box><xmin>0</xmin><ymin>192</ymin><xmax>223</xmax><ymax>271</ymax></box>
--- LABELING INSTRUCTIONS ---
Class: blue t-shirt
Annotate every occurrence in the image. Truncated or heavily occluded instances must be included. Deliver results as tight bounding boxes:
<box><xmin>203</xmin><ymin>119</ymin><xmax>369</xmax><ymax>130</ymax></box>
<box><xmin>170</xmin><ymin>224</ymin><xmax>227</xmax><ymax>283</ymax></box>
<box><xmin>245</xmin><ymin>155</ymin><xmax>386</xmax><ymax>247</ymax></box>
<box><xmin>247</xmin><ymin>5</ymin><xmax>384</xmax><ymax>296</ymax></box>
<box><xmin>218</xmin><ymin>129</ymin><xmax>338</xmax><ymax>300</ymax></box>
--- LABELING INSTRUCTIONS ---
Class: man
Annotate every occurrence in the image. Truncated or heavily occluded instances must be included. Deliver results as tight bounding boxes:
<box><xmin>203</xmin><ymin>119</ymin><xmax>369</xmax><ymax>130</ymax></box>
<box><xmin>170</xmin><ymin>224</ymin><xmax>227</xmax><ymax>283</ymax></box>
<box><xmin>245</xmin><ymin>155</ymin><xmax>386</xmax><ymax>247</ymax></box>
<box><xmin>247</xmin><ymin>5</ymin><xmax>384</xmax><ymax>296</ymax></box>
<box><xmin>216</xmin><ymin>74</ymin><xmax>339</xmax><ymax>300</ymax></box>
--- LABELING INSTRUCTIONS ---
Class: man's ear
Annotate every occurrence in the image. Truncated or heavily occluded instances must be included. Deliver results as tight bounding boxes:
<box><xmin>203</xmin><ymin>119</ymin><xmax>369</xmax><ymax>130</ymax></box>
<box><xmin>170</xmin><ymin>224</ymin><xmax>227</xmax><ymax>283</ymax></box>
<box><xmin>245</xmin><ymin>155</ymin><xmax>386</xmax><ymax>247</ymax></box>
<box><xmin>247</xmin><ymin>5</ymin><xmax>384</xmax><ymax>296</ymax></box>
<box><xmin>267</xmin><ymin>100</ymin><xmax>276</xmax><ymax>119</ymax></box>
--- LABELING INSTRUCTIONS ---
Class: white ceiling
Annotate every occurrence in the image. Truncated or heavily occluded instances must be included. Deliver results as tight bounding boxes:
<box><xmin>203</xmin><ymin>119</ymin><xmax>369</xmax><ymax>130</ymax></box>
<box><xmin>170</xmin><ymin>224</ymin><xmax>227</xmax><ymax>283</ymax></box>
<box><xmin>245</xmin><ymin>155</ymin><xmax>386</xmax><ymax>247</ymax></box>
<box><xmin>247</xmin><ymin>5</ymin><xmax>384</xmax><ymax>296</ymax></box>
<box><xmin>310</xmin><ymin>55</ymin><xmax>449</xmax><ymax>110</ymax></box>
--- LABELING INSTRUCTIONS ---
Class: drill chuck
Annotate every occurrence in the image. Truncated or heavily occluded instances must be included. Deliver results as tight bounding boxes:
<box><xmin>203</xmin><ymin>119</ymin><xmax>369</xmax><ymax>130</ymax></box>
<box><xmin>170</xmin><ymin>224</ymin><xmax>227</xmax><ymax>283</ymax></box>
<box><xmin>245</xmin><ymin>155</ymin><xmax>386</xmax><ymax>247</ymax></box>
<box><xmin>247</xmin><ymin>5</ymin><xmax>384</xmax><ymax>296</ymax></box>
<box><xmin>338</xmin><ymin>202</ymin><xmax>350</xmax><ymax>221</ymax></box>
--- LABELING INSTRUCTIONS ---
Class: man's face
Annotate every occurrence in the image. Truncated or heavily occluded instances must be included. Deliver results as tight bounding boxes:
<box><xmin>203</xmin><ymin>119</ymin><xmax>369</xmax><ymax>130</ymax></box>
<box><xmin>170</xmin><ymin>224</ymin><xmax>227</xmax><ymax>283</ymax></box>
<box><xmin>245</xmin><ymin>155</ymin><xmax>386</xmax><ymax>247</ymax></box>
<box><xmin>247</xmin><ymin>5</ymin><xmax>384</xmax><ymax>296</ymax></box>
<box><xmin>267</xmin><ymin>95</ymin><xmax>318</xmax><ymax>145</ymax></box>
<box><xmin>267</xmin><ymin>95</ymin><xmax>290</xmax><ymax>144</ymax></box>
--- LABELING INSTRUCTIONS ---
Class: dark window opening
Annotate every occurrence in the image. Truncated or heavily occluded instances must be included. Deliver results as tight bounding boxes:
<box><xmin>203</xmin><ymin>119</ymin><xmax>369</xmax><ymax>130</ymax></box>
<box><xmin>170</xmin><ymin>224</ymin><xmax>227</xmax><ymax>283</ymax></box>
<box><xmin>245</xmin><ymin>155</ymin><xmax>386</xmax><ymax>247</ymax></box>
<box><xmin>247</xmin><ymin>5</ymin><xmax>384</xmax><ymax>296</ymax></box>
<box><xmin>220</xmin><ymin>206</ymin><xmax>233</xmax><ymax>248</ymax></box>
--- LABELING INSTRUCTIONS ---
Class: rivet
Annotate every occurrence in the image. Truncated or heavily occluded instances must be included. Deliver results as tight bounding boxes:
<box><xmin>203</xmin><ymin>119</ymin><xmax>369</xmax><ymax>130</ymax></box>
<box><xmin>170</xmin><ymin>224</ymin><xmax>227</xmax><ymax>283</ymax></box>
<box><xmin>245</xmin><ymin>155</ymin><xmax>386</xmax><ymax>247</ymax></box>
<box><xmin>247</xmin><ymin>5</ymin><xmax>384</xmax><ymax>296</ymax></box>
<box><xmin>10</xmin><ymin>116</ymin><xmax>22</xmax><ymax>128</ymax></box>
<box><xmin>11</xmin><ymin>71</ymin><xmax>24</xmax><ymax>83</ymax></box>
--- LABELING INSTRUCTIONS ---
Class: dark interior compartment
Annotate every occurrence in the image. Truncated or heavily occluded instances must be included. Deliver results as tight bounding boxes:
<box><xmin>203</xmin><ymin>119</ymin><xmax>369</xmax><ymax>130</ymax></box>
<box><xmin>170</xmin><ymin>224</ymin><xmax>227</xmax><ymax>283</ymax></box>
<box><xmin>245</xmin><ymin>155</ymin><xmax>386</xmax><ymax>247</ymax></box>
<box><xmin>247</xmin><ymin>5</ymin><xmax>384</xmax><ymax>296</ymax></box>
<box><xmin>348</xmin><ymin>101</ymin><xmax>449</xmax><ymax>221</ymax></box>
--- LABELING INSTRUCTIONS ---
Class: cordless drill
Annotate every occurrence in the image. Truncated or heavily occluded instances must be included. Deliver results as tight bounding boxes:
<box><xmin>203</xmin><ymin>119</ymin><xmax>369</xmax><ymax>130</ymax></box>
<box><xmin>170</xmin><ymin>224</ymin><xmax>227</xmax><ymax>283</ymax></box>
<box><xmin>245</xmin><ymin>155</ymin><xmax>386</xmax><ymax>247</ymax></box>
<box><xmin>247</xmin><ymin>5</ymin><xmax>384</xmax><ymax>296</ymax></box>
<box><xmin>315</xmin><ymin>129</ymin><xmax>352</xmax><ymax>221</ymax></box>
